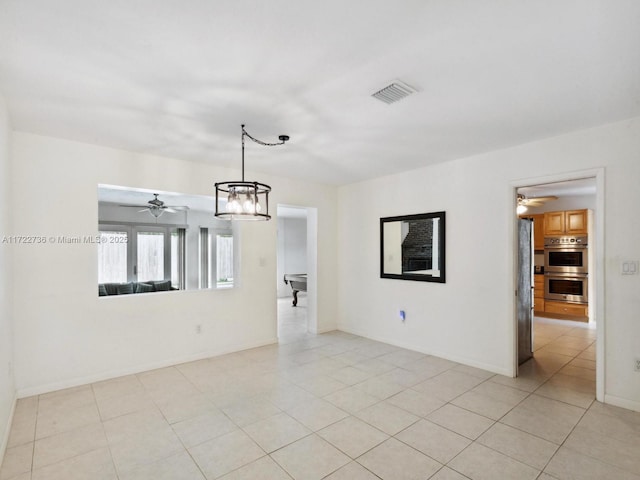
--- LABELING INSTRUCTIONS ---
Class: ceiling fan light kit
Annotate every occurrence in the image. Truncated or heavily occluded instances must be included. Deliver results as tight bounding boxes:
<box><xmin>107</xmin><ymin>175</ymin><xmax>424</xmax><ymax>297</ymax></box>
<box><xmin>517</xmin><ymin>193</ymin><xmax>558</xmax><ymax>215</ymax></box>
<box><xmin>145</xmin><ymin>205</ymin><xmax>165</xmax><ymax>218</ymax></box>
<box><xmin>214</xmin><ymin>124</ymin><xmax>289</xmax><ymax>221</ymax></box>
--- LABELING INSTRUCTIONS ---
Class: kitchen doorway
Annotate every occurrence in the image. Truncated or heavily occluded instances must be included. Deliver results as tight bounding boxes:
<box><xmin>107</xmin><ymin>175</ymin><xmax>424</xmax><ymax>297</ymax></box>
<box><xmin>276</xmin><ymin>204</ymin><xmax>318</xmax><ymax>343</ymax></box>
<box><xmin>513</xmin><ymin>170</ymin><xmax>604</xmax><ymax>403</ymax></box>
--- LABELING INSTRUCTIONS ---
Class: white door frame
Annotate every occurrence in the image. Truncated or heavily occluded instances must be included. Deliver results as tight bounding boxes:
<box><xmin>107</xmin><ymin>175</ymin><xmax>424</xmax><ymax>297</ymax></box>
<box><xmin>276</xmin><ymin>204</ymin><xmax>319</xmax><ymax>334</ymax></box>
<box><xmin>511</xmin><ymin>167</ymin><xmax>605</xmax><ymax>402</ymax></box>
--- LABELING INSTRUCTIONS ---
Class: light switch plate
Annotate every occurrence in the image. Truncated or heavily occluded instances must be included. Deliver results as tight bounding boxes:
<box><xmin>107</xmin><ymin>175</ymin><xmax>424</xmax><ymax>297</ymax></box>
<box><xmin>621</xmin><ymin>260</ymin><xmax>639</xmax><ymax>275</ymax></box>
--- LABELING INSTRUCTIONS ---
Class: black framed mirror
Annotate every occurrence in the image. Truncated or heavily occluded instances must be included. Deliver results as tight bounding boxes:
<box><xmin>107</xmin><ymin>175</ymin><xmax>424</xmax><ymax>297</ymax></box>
<box><xmin>380</xmin><ymin>211</ymin><xmax>446</xmax><ymax>283</ymax></box>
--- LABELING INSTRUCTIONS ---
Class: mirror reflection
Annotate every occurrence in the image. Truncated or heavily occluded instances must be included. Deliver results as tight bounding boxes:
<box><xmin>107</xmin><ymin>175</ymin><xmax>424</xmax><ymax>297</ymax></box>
<box><xmin>97</xmin><ymin>184</ymin><xmax>235</xmax><ymax>296</ymax></box>
<box><xmin>380</xmin><ymin>212</ymin><xmax>446</xmax><ymax>282</ymax></box>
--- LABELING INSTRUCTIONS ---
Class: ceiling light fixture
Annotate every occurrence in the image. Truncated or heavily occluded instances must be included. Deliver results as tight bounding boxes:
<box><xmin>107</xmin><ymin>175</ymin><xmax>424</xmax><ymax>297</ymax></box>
<box><xmin>516</xmin><ymin>194</ymin><xmax>528</xmax><ymax>215</ymax></box>
<box><xmin>148</xmin><ymin>206</ymin><xmax>164</xmax><ymax>218</ymax></box>
<box><xmin>214</xmin><ymin>124</ymin><xmax>289</xmax><ymax>221</ymax></box>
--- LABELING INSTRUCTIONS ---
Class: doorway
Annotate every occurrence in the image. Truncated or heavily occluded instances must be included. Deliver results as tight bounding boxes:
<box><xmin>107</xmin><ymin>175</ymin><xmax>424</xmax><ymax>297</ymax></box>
<box><xmin>514</xmin><ymin>170</ymin><xmax>604</xmax><ymax>403</ymax></box>
<box><xmin>276</xmin><ymin>205</ymin><xmax>318</xmax><ymax>343</ymax></box>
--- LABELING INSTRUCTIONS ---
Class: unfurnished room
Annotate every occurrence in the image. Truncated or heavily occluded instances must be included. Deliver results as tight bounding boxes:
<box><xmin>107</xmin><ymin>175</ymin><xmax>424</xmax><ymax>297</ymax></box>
<box><xmin>0</xmin><ymin>1</ymin><xmax>639</xmax><ymax>479</ymax></box>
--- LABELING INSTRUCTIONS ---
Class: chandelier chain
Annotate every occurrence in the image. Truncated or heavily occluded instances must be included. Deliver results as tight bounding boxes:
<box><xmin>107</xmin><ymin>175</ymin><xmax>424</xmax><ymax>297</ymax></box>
<box><xmin>242</xmin><ymin>126</ymin><xmax>287</xmax><ymax>147</ymax></box>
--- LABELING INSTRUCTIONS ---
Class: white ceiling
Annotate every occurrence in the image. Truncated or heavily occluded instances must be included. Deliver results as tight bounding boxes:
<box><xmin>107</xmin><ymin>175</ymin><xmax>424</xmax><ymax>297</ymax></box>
<box><xmin>518</xmin><ymin>178</ymin><xmax>597</xmax><ymax>198</ymax></box>
<box><xmin>1</xmin><ymin>1</ymin><xmax>639</xmax><ymax>186</ymax></box>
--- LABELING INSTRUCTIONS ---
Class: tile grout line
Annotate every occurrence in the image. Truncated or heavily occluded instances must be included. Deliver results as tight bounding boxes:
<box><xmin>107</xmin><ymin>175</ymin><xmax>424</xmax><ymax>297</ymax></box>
<box><xmin>90</xmin><ymin>383</ymin><xmax>120</xmax><ymax>480</ymax></box>
<box><xmin>535</xmin><ymin>399</ymin><xmax>593</xmax><ymax>478</ymax></box>
<box><xmin>525</xmin><ymin>319</ymin><xmax>596</xmax><ymax>478</ymax></box>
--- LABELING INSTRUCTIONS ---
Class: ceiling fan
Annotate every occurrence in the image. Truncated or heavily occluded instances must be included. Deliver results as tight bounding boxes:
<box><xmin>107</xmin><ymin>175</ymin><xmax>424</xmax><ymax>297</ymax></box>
<box><xmin>120</xmin><ymin>194</ymin><xmax>189</xmax><ymax>218</ymax></box>
<box><xmin>517</xmin><ymin>194</ymin><xmax>558</xmax><ymax>214</ymax></box>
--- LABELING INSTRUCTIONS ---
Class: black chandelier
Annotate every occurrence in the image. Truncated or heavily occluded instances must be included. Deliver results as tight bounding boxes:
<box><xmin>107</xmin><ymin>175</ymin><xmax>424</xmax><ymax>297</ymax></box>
<box><xmin>214</xmin><ymin>124</ymin><xmax>289</xmax><ymax>221</ymax></box>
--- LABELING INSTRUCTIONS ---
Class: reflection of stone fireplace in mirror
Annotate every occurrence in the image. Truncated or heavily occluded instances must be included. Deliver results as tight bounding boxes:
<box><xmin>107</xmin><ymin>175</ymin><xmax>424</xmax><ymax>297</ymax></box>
<box><xmin>97</xmin><ymin>184</ymin><xmax>235</xmax><ymax>296</ymax></box>
<box><xmin>380</xmin><ymin>211</ymin><xmax>445</xmax><ymax>283</ymax></box>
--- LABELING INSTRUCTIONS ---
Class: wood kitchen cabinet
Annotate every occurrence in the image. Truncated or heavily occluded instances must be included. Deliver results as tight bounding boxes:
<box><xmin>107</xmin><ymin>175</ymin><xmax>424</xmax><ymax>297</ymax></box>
<box><xmin>544</xmin><ymin>300</ymin><xmax>588</xmax><ymax>318</ymax></box>
<box><xmin>565</xmin><ymin>209</ymin><xmax>588</xmax><ymax>234</ymax></box>
<box><xmin>533</xmin><ymin>297</ymin><xmax>545</xmax><ymax>313</ymax></box>
<box><xmin>543</xmin><ymin>211</ymin><xmax>565</xmax><ymax>235</ymax></box>
<box><xmin>533</xmin><ymin>275</ymin><xmax>544</xmax><ymax>314</ymax></box>
<box><xmin>543</xmin><ymin>209</ymin><xmax>587</xmax><ymax>236</ymax></box>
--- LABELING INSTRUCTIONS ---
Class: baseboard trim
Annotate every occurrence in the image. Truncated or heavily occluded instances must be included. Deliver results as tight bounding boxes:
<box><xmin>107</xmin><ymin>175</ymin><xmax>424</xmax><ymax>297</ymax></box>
<box><xmin>0</xmin><ymin>393</ymin><xmax>17</xmax><ymax>472</ymax></box>
<box><xmin>604</xmin><ymin>394</ymin><xmax>640</xmax><ymax>413</ymax></box>
<box><xmin>313</xmin><ymin>327</ymin><xmax>337</xmax><ymax>335</ymax></box>
<box><xmin>17</xmin><ymin>337</ymin><xmax>278</xmax><ymax>398</ymax></box>
<box><xmin>337</xmin><ymin>326</ymin><xmax>512</xmax><ymax>377</ymax></box>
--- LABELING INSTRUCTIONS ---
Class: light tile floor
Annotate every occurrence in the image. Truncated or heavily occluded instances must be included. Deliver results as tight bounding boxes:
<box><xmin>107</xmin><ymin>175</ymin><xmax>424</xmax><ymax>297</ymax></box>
<box><xmin>2</xmin><ymin>314</ymin><xmax>640</xmax><ymax>480</ymax></box>
<box><xmin>278</xmin><ymin>297</ymin><xmax>311</xmax><ymax>344</ymax></box>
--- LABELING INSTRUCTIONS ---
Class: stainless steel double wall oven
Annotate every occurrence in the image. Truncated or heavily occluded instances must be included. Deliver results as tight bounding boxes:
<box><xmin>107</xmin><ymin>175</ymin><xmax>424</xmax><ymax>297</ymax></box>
<box><xmin>544</xmin><ymin>236</ymin><xmax>588</xmax><ymax>304</ymax></box>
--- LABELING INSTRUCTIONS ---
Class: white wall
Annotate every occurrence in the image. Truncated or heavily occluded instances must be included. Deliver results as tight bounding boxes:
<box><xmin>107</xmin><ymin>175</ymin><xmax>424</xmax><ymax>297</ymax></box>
<box><xmin>277</xmin><ymin>217</ymin><xmax>307</xmax><ymax>298</ymax></box>
<box><xmin>337</xmin><ymin>116</ymin><xmax>640</xmax><ymax>411</ymax></box>
<box><xmin>0</xmin><ymin>94</ymin><xmax>15</xmax><ymax>459</ymax></box>
<box><xmin>11</xmin><ymin>132</ymin><xmax>338</xmax><ymax>396</ymax></box>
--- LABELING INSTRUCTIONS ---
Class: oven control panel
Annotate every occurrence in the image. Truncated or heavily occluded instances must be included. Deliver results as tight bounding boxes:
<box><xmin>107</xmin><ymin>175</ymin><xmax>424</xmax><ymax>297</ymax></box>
<box><xmin>544</xmin><ymin>236</ymin><xmax>588</xmax><ymax>246</ymax></box>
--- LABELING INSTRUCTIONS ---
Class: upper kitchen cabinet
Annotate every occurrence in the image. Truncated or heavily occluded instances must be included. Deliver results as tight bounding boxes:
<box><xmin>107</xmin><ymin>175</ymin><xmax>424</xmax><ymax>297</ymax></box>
<box><xmin>543</xmin><ymin>211</ymin><xmax>565</xmax><ymax>235</ymax></box>
<box><xmin>543</xmin><ymin>209</ymin><xmax>587</xmax><ymax>236</ymax></box>
<box><xmin>565</xmin><ymin>209</ymin><xmax>588</xmax><ymax>234</ymax></box>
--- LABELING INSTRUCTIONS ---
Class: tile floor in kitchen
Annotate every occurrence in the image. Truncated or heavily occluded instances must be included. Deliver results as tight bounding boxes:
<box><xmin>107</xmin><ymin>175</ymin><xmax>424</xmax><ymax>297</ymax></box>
<box><xmin>1</xmin><ymin>305</ymin><xmax>639</xmax><ymax>480</ymax></box>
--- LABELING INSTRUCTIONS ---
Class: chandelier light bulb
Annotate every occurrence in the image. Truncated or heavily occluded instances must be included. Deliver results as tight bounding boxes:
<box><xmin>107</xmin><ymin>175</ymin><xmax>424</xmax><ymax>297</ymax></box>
<box><xmin>226</xmin><ymin>189</ymin><xmax>245</xmax><ymax>213</ymax></box>
<box><xmin>243</xmin><ymin>192</ymin><xmax>255</xmax><ymax>213</ymax></box>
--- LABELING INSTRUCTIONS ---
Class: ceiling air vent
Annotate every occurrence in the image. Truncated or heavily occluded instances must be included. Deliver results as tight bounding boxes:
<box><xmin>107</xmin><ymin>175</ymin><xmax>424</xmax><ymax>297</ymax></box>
<box><xmin>371</xmin><ymin>81</ymin><xmax>417</xmax><ymax>104</ymax></box>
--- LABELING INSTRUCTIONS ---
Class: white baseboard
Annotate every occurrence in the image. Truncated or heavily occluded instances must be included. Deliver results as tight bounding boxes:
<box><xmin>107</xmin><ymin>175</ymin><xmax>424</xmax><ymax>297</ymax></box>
<box><xmin>337</xmin><ymin>326</ymin><xmax>512</xmax><ymax>377</ymax></box>
<box><xmin>0</xmin><ymin>393</ymin><xmax>17</xmax><ymax>472</ymax></box>
<box><xmin>604</xmin><ymin>394</ymin><xmax>640</xmax><ymax>413</ymax></box>
<box><xmin>312</xmin><ymin>326</ymin><xmax>337</xmax><ymax>335</ymax></box>
<box><xmin>17</xmin><ymin>337</ymin><xmax>278</xmax><ymax>398</ymax></box>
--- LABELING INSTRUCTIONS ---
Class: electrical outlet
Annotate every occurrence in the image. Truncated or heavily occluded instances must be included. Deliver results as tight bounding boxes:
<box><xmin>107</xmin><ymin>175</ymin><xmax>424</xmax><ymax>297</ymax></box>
<box><xmin>635</xmin><ymin>358</ymin><xmax>640</xmax><ymax>372</ymax></box>
<box><xmin>196</xmin><ymin>324</ymin><xmax>202</xmax><ymax>334</ymax></box>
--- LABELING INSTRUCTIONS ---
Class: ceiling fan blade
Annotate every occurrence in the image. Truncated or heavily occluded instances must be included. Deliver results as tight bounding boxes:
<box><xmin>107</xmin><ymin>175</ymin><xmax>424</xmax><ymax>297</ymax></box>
<box><xmin>138</xmin><ymin>208</ymin><xmax>150</xmax><ymax>213</ymax></box>
<box><xmin>165</xmin><ymin>205</ymin><xmax>190</xmax><ymax>210</ymax></box>
<box><xmin>530</xmin><ymin>195</ymin><xmax>558</xmax><ymax>203</ymax></box>
<box><xmin>164</xmin><ymin>208</ymin><xmax>177</xmax><ymax>213</ymax></box>
<box><xmin>521</xmin><ymin>195</ymin><xmax>559</xmax><ymax>206</ymax></box>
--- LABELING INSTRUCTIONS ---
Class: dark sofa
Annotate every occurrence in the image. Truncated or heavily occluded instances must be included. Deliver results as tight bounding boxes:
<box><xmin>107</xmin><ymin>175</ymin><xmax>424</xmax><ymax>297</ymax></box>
<box><xmin>99</xmin><ymin>280</ymin><xmax>177</xmax><ymax>296</ymax></box>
